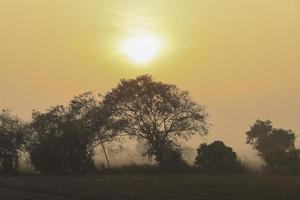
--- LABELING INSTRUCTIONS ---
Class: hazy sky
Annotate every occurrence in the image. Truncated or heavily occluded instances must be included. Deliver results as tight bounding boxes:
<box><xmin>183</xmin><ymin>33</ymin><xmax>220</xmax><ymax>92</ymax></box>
<box><xmin>1</xmin><ymin>0</ymin><xmax>300</xmax><ymax>155</ymax></box>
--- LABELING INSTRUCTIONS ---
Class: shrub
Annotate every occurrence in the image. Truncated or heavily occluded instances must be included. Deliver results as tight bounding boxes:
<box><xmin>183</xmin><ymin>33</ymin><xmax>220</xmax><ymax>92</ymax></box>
<box><xmin>195</xmin><ymin>141</ymin><xmax>243</xmax><ymax>173</ymax></box>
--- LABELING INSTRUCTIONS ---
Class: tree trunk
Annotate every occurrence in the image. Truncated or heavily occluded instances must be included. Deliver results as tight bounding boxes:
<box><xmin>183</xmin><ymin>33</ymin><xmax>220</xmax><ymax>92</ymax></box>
<box><xmin>100</xmin><ymin>138</ymin><xmax>111</xmax><ymax>169</ymax></box>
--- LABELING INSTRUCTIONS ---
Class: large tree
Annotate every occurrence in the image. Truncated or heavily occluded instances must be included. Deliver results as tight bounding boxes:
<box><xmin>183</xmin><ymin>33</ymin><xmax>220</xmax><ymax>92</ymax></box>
<box><xmin>103</xmin><ymin>75</ymin><xmax>208</xmax><ymax>165</ymax></box>
<box><xmin>0</xmin><ymin>110</ymin><xmax>28</xmax><ymax>173</ymax></box>
<box><xmin>246</xmin><ymin>120</ymin><xmax>297</xmax><ymax>169</ymax></box>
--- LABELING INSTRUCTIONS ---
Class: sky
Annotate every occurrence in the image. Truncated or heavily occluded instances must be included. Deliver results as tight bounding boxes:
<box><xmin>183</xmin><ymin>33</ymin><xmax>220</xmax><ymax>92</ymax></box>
<box><xmin>1</xmin><ymin>0</ymin><xmax>300</xmax><ymax>160</ymax></box>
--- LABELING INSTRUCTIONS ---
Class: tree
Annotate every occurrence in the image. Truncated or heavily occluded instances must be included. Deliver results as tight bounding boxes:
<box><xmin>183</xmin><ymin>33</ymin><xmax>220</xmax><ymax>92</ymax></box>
<box><xmin>29</xmin><ymin>105</ymin><xmax>92</xmax><ymax>174</ymax></box>
<box><xmin>103</xmin><ymin>75</ymin><xmax>208</xmax><ymax>166</ymax></box>
<box><xmin>246</xmin><ymin>120</ymin><xmax>297</xmax><ymax>170</ymax></box>
<box><xmin>195</xmin><ymin>141</ymin><xmax>242</xmax><ymax>172</ymax></box>
<box><xmin>67</xmin><ymin>92</ymin><xmax>118</xmax><ymax>168</ymax></box>
<box><xmin>0</xmin><ymin>110</ymin><xmax>27</xmax><ymax>173</ymax></box>
<box><xmin>29</xmin><ymin>92</ymin><xmax>116</xmax><ymax>174</ymax></box>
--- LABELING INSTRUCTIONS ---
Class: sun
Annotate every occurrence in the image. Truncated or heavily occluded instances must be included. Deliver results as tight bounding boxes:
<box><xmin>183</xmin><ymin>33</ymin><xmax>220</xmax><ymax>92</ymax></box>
<box><xmin>121</xmin><ymin>34</ymin><xmax>163</xmax><ymax>64</ymax></box>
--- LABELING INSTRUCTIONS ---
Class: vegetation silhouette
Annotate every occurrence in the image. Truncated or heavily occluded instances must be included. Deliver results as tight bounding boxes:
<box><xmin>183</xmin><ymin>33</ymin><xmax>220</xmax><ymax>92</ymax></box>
<box><xmin>29</xmin><ymin>105</ymin><xmax>95</xmax><ymax>174</ymax></box>
<box><xmin>0</xmin><ymin>110</ymin><xmax>28</xmax><ymax>173</ymax></box>
<box><xmin>1</xmin><ymin>75</ymin><xmax>300</xmax><ymax>175</ymax></box>
<box><xmin>28</xmin><ymin>93</ymin><xmax>118</xmax><ymax>174</ymax></box>
<box><xmin>246</xmin><ymin>120</ymin><xmax>300</xmax><ymax>173</ymax></box>
<box><xmin>102</xmin><ymin>75</ymin><xmax>208</xmax><ymax>168</ymax></box>
<box><xmin>195</xmin><ymin>141</ymin><xmax>243</xmax><ymax>173</ymax></box>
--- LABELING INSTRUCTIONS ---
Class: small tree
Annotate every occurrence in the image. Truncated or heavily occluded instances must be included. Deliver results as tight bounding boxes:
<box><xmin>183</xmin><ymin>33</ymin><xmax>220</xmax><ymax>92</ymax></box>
<box><xmin>195</xmin><ymin>141</ymin><xmax>242</xmax><ymax>173</ymax></box>
<box><xmin>67</xmin><ymin>92</ymin><xmax>118</xmax><ymax>168</ymax></box>
<box><xmin>246</xmin><ymin>120</ymin><xmax>297</xmax><ymax>170</ymax></box>
<box><xmin>29</xmin><ymin>93</ymin><xmax>117</xmax><ymax>174</ymax></box>
<box><xmin>103</xmin><ymin>75</ymin><xmax>208</xmax><ymax>166</ymax></box>
<box><xmin>0</xmin><ymin>110</ymin><xmax>27</xmax><ymax>173</ymax></box>
<box><xmin>29</xmin><ymin>105</ymin><xmax>94</xmax><ymax>174</ymax></box>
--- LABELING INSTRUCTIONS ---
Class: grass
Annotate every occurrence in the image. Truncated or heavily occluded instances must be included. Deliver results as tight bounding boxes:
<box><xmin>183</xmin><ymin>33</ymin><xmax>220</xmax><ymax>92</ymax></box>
<box><xmin>1</xmin><ymin>174</ymin><xmax>300</xmax><ymax>200</ymax></box>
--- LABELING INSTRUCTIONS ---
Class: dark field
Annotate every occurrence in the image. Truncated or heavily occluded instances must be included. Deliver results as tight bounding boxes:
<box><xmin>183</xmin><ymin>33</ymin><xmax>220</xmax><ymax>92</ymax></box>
<box><xmin>1</xmin><ymin>174</ymin><xmax>300</xmax><ymax>200</ymax></box>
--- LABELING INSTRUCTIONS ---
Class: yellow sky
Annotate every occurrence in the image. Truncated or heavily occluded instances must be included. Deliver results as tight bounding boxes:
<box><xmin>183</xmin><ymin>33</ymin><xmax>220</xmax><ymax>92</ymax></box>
<box><xmin>1</xmin><ymin>0</ymin><xmax>300</xmax><ymax>154</ymax></box>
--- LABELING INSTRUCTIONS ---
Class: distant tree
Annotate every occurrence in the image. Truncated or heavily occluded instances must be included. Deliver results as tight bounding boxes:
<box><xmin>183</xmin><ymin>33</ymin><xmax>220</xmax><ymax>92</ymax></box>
<box><xmin>246</xmin><ymin>120</ymin><xmax>297</xmax><ymax>170</ymax></box>
<box><xmin>0</xmin><ymin>110</ymin><xmax>28</xmax><ymax>173</ymax></box>
<box><xmin>195</xmin><ymin>141</ymin><xmax>242</xmax><ymax>172</ymax></box>
<box><xmin>29</xmin><ymin>93</ymin><xmax>116</xmax><ymax>174</ymax></box>
<box><xmin>246</xmin><ymin>120</ymin><xmax>295</xmax><ymax>159</ymax></box>
<box><xmin>103</xmin><ymin>75</ymin><xmax>208</xmax><ymax>166</ymax></box>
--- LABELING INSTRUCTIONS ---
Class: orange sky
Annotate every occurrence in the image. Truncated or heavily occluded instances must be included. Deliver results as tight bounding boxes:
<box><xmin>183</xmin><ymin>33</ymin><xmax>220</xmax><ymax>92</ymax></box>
<box><xmin>1</xmin><ymin>0</ymin><xmax>300</xmax><ymax>157</ymax></box>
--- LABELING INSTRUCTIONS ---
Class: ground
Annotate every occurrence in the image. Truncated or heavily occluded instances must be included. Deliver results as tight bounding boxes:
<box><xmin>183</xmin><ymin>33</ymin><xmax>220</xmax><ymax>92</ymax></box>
<box><xmin>1</xmin><ymin>174</ymin><xmax>300</xmax><ymax>200</ymax></box>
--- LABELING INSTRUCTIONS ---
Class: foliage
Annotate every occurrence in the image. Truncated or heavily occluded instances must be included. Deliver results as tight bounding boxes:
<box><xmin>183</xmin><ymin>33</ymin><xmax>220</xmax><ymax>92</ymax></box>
<box><xmin>246</xmin><ymin>120</ymin><xmax>298</xmax><ymax>171</ymax></box>
<box><xmin>263</xmin><ymin>149</ymin><xmax>300</xmax><ymax>174</ymax></box>
<box><xmin>103</xmin><ymin>75</ymin><xmax>208</xmax><ymax>165</ymax></box>
<box><xmin>143</xmin><ymin>139</ymin><xmax>189</xmax><ymax>170</ymax></box>
<box><xmin>195</xmin><ymin>141</ymin><xmax>243</xmax><ymax>173</ymax></box>
<box><xmin>0</xmin><ymin>110</ymin><xmax>28</xmax><ymax>173</ymax></box>
<box><xmin>28</xmin><ymin>92</ymin><xmax>115</xmax><ymax>174</ymax></box>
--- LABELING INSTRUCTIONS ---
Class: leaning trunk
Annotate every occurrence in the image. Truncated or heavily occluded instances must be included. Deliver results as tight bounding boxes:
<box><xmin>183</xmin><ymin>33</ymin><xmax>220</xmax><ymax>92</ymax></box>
<box><xmin>100</xmin><ymin>138</ymin><xmax>111</xmax><ymax>169</ymax></box>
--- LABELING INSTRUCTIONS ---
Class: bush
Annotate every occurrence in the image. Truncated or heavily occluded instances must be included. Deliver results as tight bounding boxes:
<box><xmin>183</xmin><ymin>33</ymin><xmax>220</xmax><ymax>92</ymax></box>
<box><xmin>142</xmin><ymin>140</ymin><xmax>190</xmax><ymax>171</ymax></box>
<box><xmin>195</xmin><ymin>141</ymin><xmax>243</xmax><ymax>173</ymax></box>
<box><xmin>262</xmin><ymin>149</ymin><xmax>300</xmax><ymax>174</ymax></box>
<box><xmin>29</xmin><ymin>128</ymin><xmax>96</xmax><ymax>175</ymax></box>
<box><xmin>158</xmin><ymin>142</ymin><xmax>190</xmax><ymax>171</ymax></box>
<box><xmin>28</xmin><ymin>106</ymin><xmax>96</xmax><ymax>175</ymax></box>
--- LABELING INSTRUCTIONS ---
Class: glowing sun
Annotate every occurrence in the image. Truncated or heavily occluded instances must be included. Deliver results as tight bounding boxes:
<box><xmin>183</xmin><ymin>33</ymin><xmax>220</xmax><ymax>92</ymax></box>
<box><xmin>121</xmin><ymin>34</ymin><xmax>163</xmax><ymax>64</ymax></box>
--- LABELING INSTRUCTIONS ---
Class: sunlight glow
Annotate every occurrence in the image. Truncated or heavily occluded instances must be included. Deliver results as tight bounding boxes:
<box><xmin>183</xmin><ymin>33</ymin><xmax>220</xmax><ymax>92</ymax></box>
<box><xmin>121</xmin><ymin>34</ymin><xmax>163</xmax><ymax>64</ymax></box>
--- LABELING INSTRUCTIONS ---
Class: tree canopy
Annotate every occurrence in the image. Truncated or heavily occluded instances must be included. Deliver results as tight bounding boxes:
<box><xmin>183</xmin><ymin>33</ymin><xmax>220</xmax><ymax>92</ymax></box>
<box><xmin>246</xmin><ymin>120</ymin><xmax>298</xmax><ymax>170</ymax></box>
<box><xmin>4</xmin><ymin>76</ymin><xmax>300</xmax><ymax>175</ymax></box>
<box><xmin>103</xmin><ymin>75</ymin><xmax>208</xmax><ymax>165</ymax></box>
<box><xmin>28</xmin><ymin>92</ymin><xmax>117</xmax><ymax>174</ymax></box>
<box><xmin>195</xmin><ymin>141</ymin><xmax>242</xmax><ymax>172</ymax></box>
<box><xmin>0</xmin><ymin>110</ymin><xmax>28</xmax><ymax>173</ymax></box>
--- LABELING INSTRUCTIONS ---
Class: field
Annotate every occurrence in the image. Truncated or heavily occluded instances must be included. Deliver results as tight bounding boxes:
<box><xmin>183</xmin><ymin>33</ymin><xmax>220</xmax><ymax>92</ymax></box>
<box><xmin>1</xmin><ymin>174</ymin><xmax>300</xmax><ymax>200</ymax></box>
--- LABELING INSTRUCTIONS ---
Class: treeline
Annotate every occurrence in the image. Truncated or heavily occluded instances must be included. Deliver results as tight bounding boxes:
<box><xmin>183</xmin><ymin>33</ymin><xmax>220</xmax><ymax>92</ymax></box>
<box><xmin>0</xmin><ymin>75</ymin><xmax>299</xmax><ymax>175</ymax></box>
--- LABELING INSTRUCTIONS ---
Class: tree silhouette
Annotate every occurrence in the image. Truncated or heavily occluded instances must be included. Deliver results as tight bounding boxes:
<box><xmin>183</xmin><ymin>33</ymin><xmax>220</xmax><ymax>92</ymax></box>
<box><xmin>246</xmin><ymin>120</ymin><xmax>297</xmax><ymax>170</ymax></box>
<box><xmin>195</xmin><ymin>141</ymin><xmax>242</xmax><ymax>172</ymax></box>
<box><xmin>103</xmin><ymin>75</ymin><xmax>208</xmax><ymax>166</ymax></box>
<box><xmin>68</xmin><ymin>92</ymin><xmax>118</xmax><ymax>168</ymax></box>
<box><xmin>0</xmin><ymin>110</ymin><xmax>28</xmax><ymax>173</ymax></box>
<box><xmin>29</xmin><ymin>93</ymin><xmax>117</xmax><ymax>174</ymax></box>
